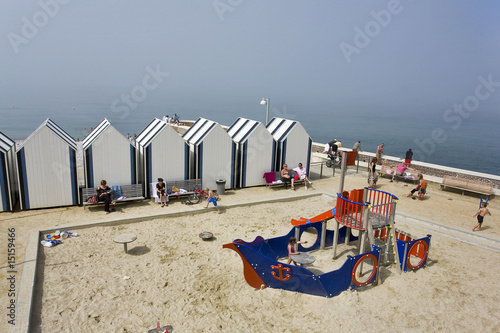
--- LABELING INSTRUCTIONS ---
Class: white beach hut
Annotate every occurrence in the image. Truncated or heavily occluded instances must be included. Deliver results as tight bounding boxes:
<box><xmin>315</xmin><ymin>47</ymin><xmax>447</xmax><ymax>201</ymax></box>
<box><xmin>136</xmin><ymin>118</ymin><xmax>188</xmax><ymax>197</ymax></box>
<box><xmin>82</xmin><ymin>118</ymin><xmax>137</xmax><ymax>188</ymax></box>
<box><xmin>16</xmin><ymin>119</ymin><xmax>78</xmax><ymax>210</ymax></box>
<box><xmin>227</xmin><ymin>118</ymin><xmax>275</xmax><ymax>188</ymax></box>
<box><xmin>0</xmin><ymin>132</ymin><xmax>18</xmax><ymax>211</ymax></box>
<box><xmin>182</xmin><ymin>118</ymin><xmax>234</xmax><ymax>190</ymax></box>
<box><xmin>266</xmin><ymin>117</ymin><xmax>312</xmax><ymax>172</ymax></box>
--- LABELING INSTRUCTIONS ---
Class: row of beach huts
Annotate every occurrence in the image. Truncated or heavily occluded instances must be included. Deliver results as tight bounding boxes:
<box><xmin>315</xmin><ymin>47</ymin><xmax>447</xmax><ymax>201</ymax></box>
<box><xmin>0</xmin><ymin>117</ymin><xmax>312</xmax><ymax>211</ymax></box>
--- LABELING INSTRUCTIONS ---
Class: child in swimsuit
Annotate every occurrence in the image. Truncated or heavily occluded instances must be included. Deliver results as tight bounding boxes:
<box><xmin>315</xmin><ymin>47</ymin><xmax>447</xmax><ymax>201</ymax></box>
<box><xmin>472</xmin><ymin>202</ymin><xmax>491</xmax><ymax>231</ymax></box>
<box><xmin>287</xmin><ymin>236</ymin><xmax>308</xmax><ymax>265</ymax></box>
<box><xmin>204</xmin><ymin>187</ymin><xmax>220</xmax><ymax>214</ymax></box>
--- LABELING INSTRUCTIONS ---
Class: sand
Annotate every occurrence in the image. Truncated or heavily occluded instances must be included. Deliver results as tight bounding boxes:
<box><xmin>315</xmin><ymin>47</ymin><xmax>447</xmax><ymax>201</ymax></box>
<box><xmin>1</xmin><ymin>172</ymin><xmax>500</xmax><ymax>332</ymax></box>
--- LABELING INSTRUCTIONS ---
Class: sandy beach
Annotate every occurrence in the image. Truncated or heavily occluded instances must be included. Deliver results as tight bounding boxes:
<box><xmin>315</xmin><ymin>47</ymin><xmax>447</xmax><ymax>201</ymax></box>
<box><xmin>1</xmin><ymin>171</ymin><xmax>500</xmax><ymax>332</ymax></box>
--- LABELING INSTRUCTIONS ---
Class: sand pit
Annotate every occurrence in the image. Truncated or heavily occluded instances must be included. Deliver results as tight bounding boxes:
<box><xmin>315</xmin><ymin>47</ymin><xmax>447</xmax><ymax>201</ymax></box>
<box><xmin>28</xmin><ymin>194</ymin><xmax>500</xmax><ymax>332</ymax></box>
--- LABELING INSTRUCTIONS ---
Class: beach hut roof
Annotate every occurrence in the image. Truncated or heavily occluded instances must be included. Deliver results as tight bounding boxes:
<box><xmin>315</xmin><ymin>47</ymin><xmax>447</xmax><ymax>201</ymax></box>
<box><xmin>266</xmin><ymin>117</ymin><xmax>299</xmax><ymax>141</ymax></box>
<box><xmin>82</xmin><ymin>118</ymin><xmax>130</xmax><ymax>150</ymax></box>
<box><xmin>0</xmin><ymin>131</ymin><xmax>15</xmax><ymax>154</ymax></box>
<box><xmin>16</xmin><ymin>118</ymin><xmax>76</xmax><ymax>151</ymax></box>
<box><xmin>136</xmin><ymin>118</ymin><xmax>168</xmax><ymax>147</ymax></box>
<box><xmin>182</xmin><ymin>117</ymin><xmax>218</xmax><ymax>145</ymax></box>
<box><xmin>227</xmin><ymin>118</ymin><xmax>260</xmax><ymax>143</ymax></box>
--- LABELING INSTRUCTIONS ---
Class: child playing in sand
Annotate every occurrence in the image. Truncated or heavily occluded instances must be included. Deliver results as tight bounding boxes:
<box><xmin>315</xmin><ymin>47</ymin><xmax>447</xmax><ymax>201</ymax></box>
<box><xmin>204</xmin><ymin>187</ymin><xmax>220</xmax><ymax>213</ymax></box>
<box><xmin>472</xmin><ymin>203</ymin><xmax>492</xmax><ymax>231</ymax></box>
<box><xmin>287</xmin><ymin>237</ymin><xmax>308</xmax><ymax>265</ymax></box>
<box><xmin>407</xmin><ymin>175</ymin><xmax>426</xmax><ymax>200</ymax></box>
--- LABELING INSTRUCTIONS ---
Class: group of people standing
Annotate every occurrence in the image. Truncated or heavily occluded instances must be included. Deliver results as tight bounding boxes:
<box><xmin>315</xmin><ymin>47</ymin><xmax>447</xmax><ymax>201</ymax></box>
<box><xmin>162</xmin><ymin>113</ymin><xmax>181</xmax><ymax>125</ymax></box>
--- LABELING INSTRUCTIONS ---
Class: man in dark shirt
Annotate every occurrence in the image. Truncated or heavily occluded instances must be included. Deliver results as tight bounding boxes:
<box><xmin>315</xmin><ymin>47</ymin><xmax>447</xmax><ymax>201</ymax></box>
<box><xmin>405</xmin><ymin>149</ymin><xmax>413</xmax><ymax>166</ymax></box>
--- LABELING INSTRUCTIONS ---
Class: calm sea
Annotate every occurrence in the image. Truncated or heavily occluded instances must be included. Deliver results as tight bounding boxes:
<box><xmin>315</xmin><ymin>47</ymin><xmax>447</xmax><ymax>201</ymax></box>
<box><xmin>1</xmin><ymin>92</ymin><xmax>499</xmax><ymax>176</ymax></box>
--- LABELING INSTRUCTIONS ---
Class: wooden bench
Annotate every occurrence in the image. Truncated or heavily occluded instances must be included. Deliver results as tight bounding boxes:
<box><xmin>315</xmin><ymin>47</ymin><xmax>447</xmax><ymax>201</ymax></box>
<box><xmin>263</xmin><ymin>171</ymin><xmax>305</xmax><ymax>189</ymax></box>
<box><xmin>82</xmin><ymin>184</ymin><xmax>144</xmax><ymax>210</ymax></box>
<box><xmin>378</xmin><ymin>164</ymin><xmax>422</xmax><ymax>184</ymax></box>
<box><xmin>440</xmin><ymin>175</ymin><xmax>493</xmax><ymax>199</ymax></box>
<box><xmin>149</xmin><ymin>179</ymin><xmax>202</xmax><ymax>205</ymax></box>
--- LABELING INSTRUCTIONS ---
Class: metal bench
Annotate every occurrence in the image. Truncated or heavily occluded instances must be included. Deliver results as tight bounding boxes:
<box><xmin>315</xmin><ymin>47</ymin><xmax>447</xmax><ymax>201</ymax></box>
<box><xmin>263</xmin><ymin>171</ymin><xmax>305</xmax><ymax>189</ymax></box>
<box><xmin>149</xmin><ymin>179</ymin><xmax>202</xmax><ymax>204</ymax></box>
<box><xmin>440</xmin><ymin>175</ymin><xmax>493</xmax><ymax>199</ymax></box>
<box><xmin>82</xmin><ymin>184</ymin><xmax>144</xmax><ymax>210</ymax></box>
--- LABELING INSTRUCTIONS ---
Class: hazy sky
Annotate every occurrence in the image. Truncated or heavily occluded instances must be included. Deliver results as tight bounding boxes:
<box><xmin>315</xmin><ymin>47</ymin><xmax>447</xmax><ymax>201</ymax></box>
<box><xmin>1</xmin><ymin>0</ymin><xmax>500</xmax><ymax>123</ymax></box>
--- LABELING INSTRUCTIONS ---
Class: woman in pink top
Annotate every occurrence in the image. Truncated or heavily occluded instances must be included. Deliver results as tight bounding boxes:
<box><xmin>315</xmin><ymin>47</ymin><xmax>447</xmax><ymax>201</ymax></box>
<box><xmin>376</xmin><ymin>143</ymin><xmax>384</xmax><ymax>162</ymax></box>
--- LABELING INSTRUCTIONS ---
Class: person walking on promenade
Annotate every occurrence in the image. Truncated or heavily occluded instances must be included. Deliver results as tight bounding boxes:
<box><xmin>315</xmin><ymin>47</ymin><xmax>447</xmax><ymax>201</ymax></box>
<box><xmin>352</xmin><ymin>141</ymin><xmax>362</xmax><ymax>152</ymax></box>
<box><xmin>405</xmin><ymin>148</ymin><xmax>413</xmax><ymax>166</ymax></box>
<box><xmin>472</xmin><ymin>202</ymin><xmax>492</xmax><ymax>231</ymax></box>
<box><xmin>376</xmin><ymin>143</ymin><xmax>384</xmax><ymax>163</ymax></box>
<box><xmin>173</xmin><ymin>113</ymin><xmax>180</xmax><ymax>125</ymax></box>
<box><xmin>323</xmin><ymin>139</ymin><xmax>337</xmax><ymax>155</ymax></box>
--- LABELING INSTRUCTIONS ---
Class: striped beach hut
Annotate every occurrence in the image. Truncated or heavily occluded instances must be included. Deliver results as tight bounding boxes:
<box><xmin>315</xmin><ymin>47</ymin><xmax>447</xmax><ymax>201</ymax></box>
<box><xmin>266</xmin><ymin>117</ymin><xmax>312</xmax><ymax>173</ymax></box>
<box><xmin>0</xmin><ymin>132</ymin><xmax>18</xmax><ymax>211</ymax></box>
<box><xmin>182</xmin><ymin>118</ymin><xmax>234</xmax><ymax>190</ymax></box>
<box><xmin>227</xmin><ymin>118</ymin><xmax>275</xmax><ymax>188</ymax></box>
<box><xmin>16</xmin><ymin>119</ymin><xmax>78</xmax><ymax>210</ymax></box>
<box><xmin>82</xmin><ymin>118</ymin><xmax>137</xmax><ymax>188</ymax></box>
<box><xmin>136</xmin><ymin>118</ymin><xmax>188</xmax><ymax>197</ymax></box>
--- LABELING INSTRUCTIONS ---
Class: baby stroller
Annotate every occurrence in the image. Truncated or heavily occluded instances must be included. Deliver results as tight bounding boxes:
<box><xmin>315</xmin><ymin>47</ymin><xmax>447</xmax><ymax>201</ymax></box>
<box><xmin>326</xmin><ymin>152</ymin><xmax>342</xmax><ymax>168</ymax></box>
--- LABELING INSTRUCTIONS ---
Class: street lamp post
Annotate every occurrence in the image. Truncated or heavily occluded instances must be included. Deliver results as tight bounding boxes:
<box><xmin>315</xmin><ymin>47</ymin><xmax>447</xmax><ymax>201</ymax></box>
<box><xmin>260</xmin><ymin>98</ymin><xmax>270</xmax><ymax>125</ymax></box>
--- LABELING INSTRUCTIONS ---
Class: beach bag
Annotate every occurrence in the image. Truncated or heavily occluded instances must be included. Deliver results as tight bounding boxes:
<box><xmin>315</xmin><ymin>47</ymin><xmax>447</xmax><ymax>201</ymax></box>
<box><xmin>87</xmin><ymin>195</ymin><xmax>97</xmax><ymax>203</ymax></box>
<box><xmin>112</xmin><ymin>185</ymin><xmax>121</xmax><ymax>198</ymax></box>
<box><xmin>294</xmin><ymin>174</ymin><xmax>299</xmax><ymax>180</ymax></box>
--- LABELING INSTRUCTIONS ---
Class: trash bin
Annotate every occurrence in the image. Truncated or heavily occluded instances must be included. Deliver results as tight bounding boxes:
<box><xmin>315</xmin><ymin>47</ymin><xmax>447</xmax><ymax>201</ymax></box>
<box><xmin>216</xmin><ymin>179</ymin><xmax>226</xmax><ymax>195</ymax></box>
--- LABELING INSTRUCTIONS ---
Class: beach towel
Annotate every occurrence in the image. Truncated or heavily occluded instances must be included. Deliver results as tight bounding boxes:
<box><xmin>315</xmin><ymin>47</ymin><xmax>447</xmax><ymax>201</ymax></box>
<box><xmin>152</xmin><ymin>182</ymin><xmax>161</xmax><ymax>203</ymax></box>
<box><xmin>263</xmin><ymin>172</ymin><xmax>275</xmax><ymax>184</ymax></box>
<box><xmin>41</xmin><ymin>240</ymin><xmax>61</xmax><ymax>247</ymax></box>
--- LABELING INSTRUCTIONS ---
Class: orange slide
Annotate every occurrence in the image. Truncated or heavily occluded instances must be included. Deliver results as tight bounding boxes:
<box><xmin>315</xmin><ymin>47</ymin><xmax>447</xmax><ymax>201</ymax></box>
<box><xmin>291</xmin><ymin>208</ymin><xmax>336</xmax><ymax>226</ymax></box>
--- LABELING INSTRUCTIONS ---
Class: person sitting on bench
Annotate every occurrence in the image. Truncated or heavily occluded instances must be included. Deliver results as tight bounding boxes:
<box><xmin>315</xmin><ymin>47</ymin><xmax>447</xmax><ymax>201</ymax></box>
<box><xmin>293</xmin><ymin>163</ymin><xmax>312</xmax><ymax>190</ymax></box>
<box><xmin>281</xmin><ymin>164</ymin><xmax>295</xmax><ymax>190</ymax></box>
<box><xmin>156</xmin><ymin>178</ymin><xmax>167</xmax><ymax>207</ymax></box>
<box><xmin>97</xmin><ymin>180</ymin><xmax>115</xmax><ymax>214</ymax></box>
